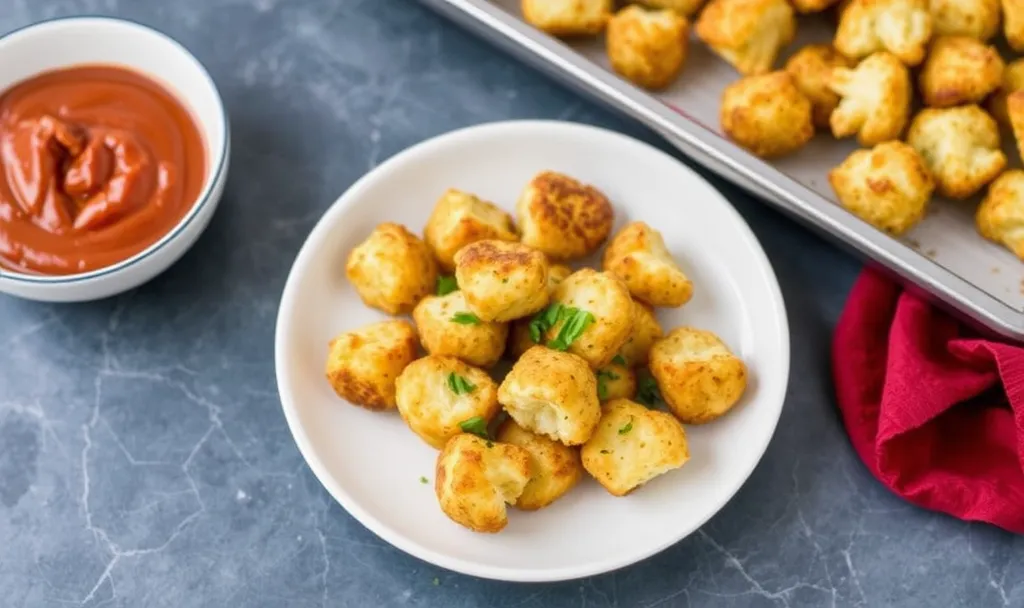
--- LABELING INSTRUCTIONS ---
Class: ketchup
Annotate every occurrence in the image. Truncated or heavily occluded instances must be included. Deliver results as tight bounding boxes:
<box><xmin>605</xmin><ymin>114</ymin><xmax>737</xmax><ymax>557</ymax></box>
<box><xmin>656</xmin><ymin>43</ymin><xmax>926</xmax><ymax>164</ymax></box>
<box><xmin>0</xmin><ymin>65</ymin><xmax>206</xmax><ymax>275</ymax></box>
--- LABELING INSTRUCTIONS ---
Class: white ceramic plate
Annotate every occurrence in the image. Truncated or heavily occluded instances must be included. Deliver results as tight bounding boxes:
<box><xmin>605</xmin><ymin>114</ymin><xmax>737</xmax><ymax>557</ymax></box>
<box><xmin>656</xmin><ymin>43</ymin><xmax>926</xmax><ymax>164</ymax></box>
<box><xmin>275</xmin><ymin>120</ymin><xmax>790</xmax><ymax>582</ymax></box>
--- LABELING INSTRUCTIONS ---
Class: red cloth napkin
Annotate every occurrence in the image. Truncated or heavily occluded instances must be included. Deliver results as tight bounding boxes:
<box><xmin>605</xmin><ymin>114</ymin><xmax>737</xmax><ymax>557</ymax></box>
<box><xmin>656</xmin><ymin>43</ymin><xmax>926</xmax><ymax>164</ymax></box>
<box><xmin>833</xmin><ymin>269</ymin><xmax>1024</xmax><ymax>533</ymax></box>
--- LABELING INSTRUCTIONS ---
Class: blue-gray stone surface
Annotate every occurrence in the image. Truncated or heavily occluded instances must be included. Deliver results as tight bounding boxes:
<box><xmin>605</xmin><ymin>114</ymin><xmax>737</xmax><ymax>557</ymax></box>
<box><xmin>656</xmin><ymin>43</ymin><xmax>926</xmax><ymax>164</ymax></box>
<box><xmin>1</xmin><ymin>1</ymin><xmax>1022</xmax><ymax>606</ymax></box>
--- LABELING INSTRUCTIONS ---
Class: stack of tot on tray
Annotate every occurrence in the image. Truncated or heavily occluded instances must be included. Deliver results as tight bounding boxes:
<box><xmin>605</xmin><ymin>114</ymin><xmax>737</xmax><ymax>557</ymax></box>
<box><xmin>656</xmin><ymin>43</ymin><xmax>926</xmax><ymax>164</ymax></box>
<box><xmin>521</xmin><ymin>0</ymin><xmax>1024</xmax><ymax>262</ymax></box>
<box><xmin>324</xmin><ymin>170</ymin><xmax>748</xmax><ymax>534</ymax></box>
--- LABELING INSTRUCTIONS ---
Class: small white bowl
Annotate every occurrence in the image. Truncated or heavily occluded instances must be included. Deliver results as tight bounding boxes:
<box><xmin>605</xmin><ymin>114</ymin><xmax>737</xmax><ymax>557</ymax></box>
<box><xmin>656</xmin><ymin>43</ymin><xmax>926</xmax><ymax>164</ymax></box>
<box><xmin>0</xmin><ymin>16</ymin><xmax>229</xmax><ymax>302</ymax></box>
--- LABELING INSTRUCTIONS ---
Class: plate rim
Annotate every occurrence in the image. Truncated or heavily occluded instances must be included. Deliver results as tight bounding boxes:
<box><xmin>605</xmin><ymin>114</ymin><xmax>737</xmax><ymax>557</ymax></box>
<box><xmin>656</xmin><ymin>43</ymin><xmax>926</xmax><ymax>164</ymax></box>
<box><xmin>274</xmin><ymin>119</ymin><xmax>791</xmax><ymax>582</ymax></box>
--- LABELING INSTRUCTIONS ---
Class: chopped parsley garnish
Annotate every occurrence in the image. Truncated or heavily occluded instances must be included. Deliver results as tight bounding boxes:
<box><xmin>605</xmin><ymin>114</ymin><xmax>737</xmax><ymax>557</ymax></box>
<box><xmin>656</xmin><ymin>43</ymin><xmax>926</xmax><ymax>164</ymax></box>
<box><xmin>637</xmin><ymin>376</ymin><xmax>663</xmax><ymax>407</ymax></box>
<box><xmin>459</xmin><ymin>416</ymin><xmax>490</xmax><ymax>439</ymax></box>
<box><xmin>618</xmin><ymin>417</ymin><xmax>634</xmax><ymax>435</ymax></box>
<box><xmin>450</xmin><ymin>312</ymin><xmax>481</xmax><ymax>325</ymax></box>
<box><xmin>596</xmin><ymin>369</ymin><xmax>620</xmax><ymax>401</ymax></box>
<box><xmin>436</xmin><ymin>275</ymin><xmax>458</xmax><ymax>296</ymax></box>
<box><xmin>420</xmin><ymin>476</ymin><xmax>428</xmax><ymax>484</ymax></box>
<box><xmin>546</xmin><ymin>307</ymin><xmax>595</xmax><ymax>351</ymax></box>
<box><xmin>446</xmin><ymin>372</ymin><xmax>476</xmax><ymax>395</ymax></box>
<box><xmin>612</xmin><ymin>354</ymin><xmax>627</xmax><ymax>366</ymax></box>
<box><xmin>528</xmin><ymin>302</ymin><xmax>565</xmax><ymax>343</ymax></box>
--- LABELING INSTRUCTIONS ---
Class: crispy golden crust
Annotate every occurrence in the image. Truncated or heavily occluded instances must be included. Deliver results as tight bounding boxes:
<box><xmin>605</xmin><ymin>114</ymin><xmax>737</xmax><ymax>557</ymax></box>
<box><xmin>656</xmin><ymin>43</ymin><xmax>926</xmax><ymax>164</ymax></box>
<box><xmin>395</xmin><ymin>356</ymin><xmax>500</xmax><ymax>449</ymax></box>
<box><xmin>720</xmin><ymin>71</ymin><xmax>815</xmax><ymax>158</ymax></box>
<box><xmin>522</xmin><ymin>0</ymin><xmax>613</xmax><ymax>36</ymax></box>
<box><xmin>454</xmin><ymin>240</ymin><xmax>550</xmax><ymax>322</ymax></box>
<box><xmin>547</xmin><ymin>269</ymin><xmax>634</xmax><ymax>368</ymax></box>
<box><xmin>1007</xmin><ymin>91</ymin><xmax>1024</xmax><ymax>164</ymax></box>
<box><xmin>792</xmin><ymin>0</ymin><xmax>840</xmax><ymax>12</ymax></box>
<box><xmin>423</xmin><ymin>189</ymin><xmax>517</xmax><ymax>272</ymax></box>
<box><xmin>617</xmin><ymin>301</ymin><xmax>664</xmax><ymax>367</ymax></box>
<box><xmin>906</xmin><ymin>105</ymin><xmax>1006</xmax><ymax>199</ymax></box>
<box><xmin>345</xmin><ymin>222</ymin><xmax>438</xmax><ymax>315</ymax></box>
<box><xmin>929</xmin><ymin>0</ymin><xmax>1000</xmax><ymax>41</ymax></box>
<box><xmin>695</xmin><ymin>0</ymin><xmax>796</xmax><ymax>76</ymax></box>
<box><xmin>649</xmin><ymin>327</ymin><xmax>747</xmax><ymax>424</ymax></box>
<box><xmin>977</xmin><ymin>170</ymin><xmax>1024</xmax><ymax>259</ymax></box>
<box><xmin>413</xmin><ymin>291</ymin><xmax>508</xmax><ymax>368</ymax></box>
<box><xmin>829</xmin><ymin>51</ymin><xmax>911</xmax><ymax>146</ymax></box>
<box><xmin>325</xmin><ymin>320</ymin><xmax>419</xmax><ymax>411</ymax></box>
<box><xmin>607</xmin><ymin>6</ymin><xmax>689</xmax><ymax>90</ymax></box>
<box><xmin>834</xmin><ymin>0</ymin><xmax>932</xmax><ymax>65</ymax></box>
<box><xmin>435</xmin><ymin>434</ymin><xmax>532</xmax><ymax>533</ymax></box>
<box><xmin>497</xmin><ymin>346</ymin><xmax>602</xmax><ymax>446</ymax></box>
<box><xmin>597</xmin><ymin>363</ymin><xmax>638</xmax><ymax>402</ymax></box>
<box><xmin>1005</xmin><ymin>0</ymin><xmax>1024</xmax><ymax>51</ymax></box>
<box><xmin>828</xmin><ymin>141</ymin><xmax>934</xmax><ymax>236</ymax></box>
<box><xmin>496</xmin><ymin>419</ymin><xmax>583</xmax><ymax>510</ymax></box>
<box><xmin>603</xmin><ymin>221</ymin><xmax>694</xmax><ymax>307</ymax></box>
<box><xmin>580</xmin><ymin>399</ymin><xmax>690</xmax><ymax>496</ymax></box>
<box><xmin>987</xmin><ymin>59</ymin><xmax>1024</xmax><ymax>124</ymax></box>
<box><xmin>516</xmin><ymin>171</ymin><xmax>615</xmax><ymax>261</ymax></box>
<box><xmin>919</xmin><ymin>36</ymin><xmax>1004</xmax><ymax>107</ymax></box>
<box><xmin>784</xmin><ymin>45</ymin><xmax>854</xmax><ymax>128</ymax></box>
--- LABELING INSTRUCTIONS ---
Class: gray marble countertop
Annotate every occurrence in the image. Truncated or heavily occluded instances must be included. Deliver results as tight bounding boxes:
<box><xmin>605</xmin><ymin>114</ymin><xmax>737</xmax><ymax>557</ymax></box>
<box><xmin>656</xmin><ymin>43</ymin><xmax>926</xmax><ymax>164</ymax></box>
<box><xmin>1</xmin><ymin>1</ymin><xmax>1022</xmax><ymax>606</ymax></box>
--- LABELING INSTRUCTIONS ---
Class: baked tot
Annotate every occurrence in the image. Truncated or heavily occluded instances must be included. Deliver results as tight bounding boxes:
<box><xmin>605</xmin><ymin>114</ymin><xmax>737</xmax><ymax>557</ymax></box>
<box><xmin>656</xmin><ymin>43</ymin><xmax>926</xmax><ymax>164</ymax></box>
<box><xmin>581</xmin><ymin>399</ymin><xmax>690</xmax><ymax>496</ymax></box>
<box><xmin>784</xmin><ymin>45</ymin><xmax>854</xmax><ymax>128</ymax></box>
<box><xmin>1005</xmin><ymin>0</ymin><xmax>1024</xmax><ymax>51</ymax></box>
<box><xmin>395</xmin><ymin>356</ymin><xmax>500</xmax><ymax>449</ymax></box>
<box><xmin>633</xmin><ymin>0</ymin><xmax>706</xmax><ymax>16</ymax></box>
<box><xmin>435</xmin><ymin>434</ymin><xmax>531</xmax><ymax>533</ymax></box>
<box><xmin>617</xmin><ymin>301</ymin><xmax>664</xmax><ymax>367</ymax></box>
<box><xmin>906</xmin><ymin>105</ymin><xmax>1006</xmax><ymax>199</ymax></box>
<box><xmin>829</xmin><ymin>52</ymin><xmax>912</xmax><ymax>146</ymax></box>
<box><xmin>977</xmin><ymin>170</ymin><xmax>1024</xmax><ymax>259</ymax></box>
<box><xmin>603</xmin><ymin>221</ymin><xmax>694</xmax><ymax>307</ymax></box>
<box><xmin>1007</xmin><ymin>92</ymin><xmax>1024</xmax><ymax>163</ymax></box>
<box><xmin>498</xmin><ymin>346</ymin><xmax>602</xmax><ymax>445</ymax></box>
<box><xmin>423</xmin><ymin>189</ymin><xmax>517</xmax><ymax>272</ymax></box>
<box><xmin>325</xmin><ymin>320</ymin><xmax>419</xmax><ymax>411</ymax></box>
<box><xmin>516</xmin><ymin>171</ymin><xmax>614</xmax><ymax>261</ymax></box>
<box><xmin>649</xmin><ymin>327</ymin><xmax>747</xmax><ymax>424</ymax></box>
<box><xmin>987</xmin><ymin>59</ymin><xmax>1024</xmax><ymax>124</ymax></box>
<box><xmin>597</xmin><ymin>362</ymin><xmax>638</xmax><ymax>402</ymax></box>
<box><xmin>919</xmin><ymin>36</ymin><xmax>1003</xmax><ymax>107</ymax></box>
<box><xmin>544</xmin><ymin>269</ymin><xmax>634</xmax><ymax>368</ymax></box>
<box><xmin>413</xmin><ymin>291</ymin><xmax>508</xmax><ymax>368</ymax></box>
<box><xmin>607</xmin><ymin>6</ymin><xmax>689</xmax><ymax>90</ymax></box>
<box><xmin>454</xmin><ymin>240</ymin><xmax>550</xmax><ymax>322</ymax></box>
<box><xmin>496</xmin><ymin>419</ymin><xmax>583</xmax><ymax>510</ymax></box>
<box><xmin>834</xmin><ymin>0</ymin><xmax>932</xmax><ymax>66</ymax></box>
<box><xmin>720</xmin><ymin>72</ymin><xmax>815</xmax><ymax>158</ymax></box>
<box><xmin>929</xmin><ymin>0</ymin><xmax>1000</xmax><ymax>40</ymax></box>
<box><xmin>695</xmin><ymin>0</ymin><xmax>796</xmax><ymax>76</ymax></box>
<box><xmin>522</xmin><ymin>0</ymin><xmax>613</xmax><ymax>36</ymax></box>
<box><xmin>345</xmin><ymin>222</ymin><xmax>437</xmax><ymax>315</ymax></box>
<box><xmin>828</xmin><ymin>142</ymin><xmax>934</xmax><ymax>236</ymax></box>
<box><xmin>506</xmin><ymin>263</ymin><xmax>573</xmax><ymax>360</ymax></box>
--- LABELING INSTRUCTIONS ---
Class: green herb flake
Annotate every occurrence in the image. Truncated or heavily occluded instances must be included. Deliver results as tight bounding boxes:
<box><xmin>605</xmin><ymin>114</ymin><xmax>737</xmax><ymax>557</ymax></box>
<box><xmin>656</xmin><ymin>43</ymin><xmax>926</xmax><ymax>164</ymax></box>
<box><xmin>436</xmin><ymin>275</ymin><xmax>458</xmax><ymax>296</ymax></box>
<box><xmin>528</xmin><ymin>302</ymin><xmax>564</xmax><ymax>344</ymax></box>
<box><xmin>612</xmin><ymin>354</ymin><xmax>627</xmax><ymax>366</ymax></box>
<box><xmin>618</xmin><ymin>417</ymin><xmax>634</xmax><ymax>435</ymax></box>
<box><xmin>459</xmin><ymin>416</ymin><xmax>490</xmax><ymax>439</ymax></box>
<box><xmin>446</xmin><ymin>372</ymin><xmax>477</xmax><ymax>396</ymax></box>
<box><xmin>547</xmin><ymin>307</ymin><xmax>595</xmax><ymax>351</ymax></box>
<box><xmin>420</xmin><ymin>476</ymin><xmax>428</xmax><ymax>484</ymax></box>
<box><xmin>432</xmin><ymin>577</ymin><xmax>440</xmax><ymax>586</ymax></box>
<box><xmin>637</xmin><ymin>377</ymin><xmax>663</xmax><ymax>407</ymax></box>
<box><xmin>596</xmin><ymin>368</ymin><xmax>621</xmax><ymax>401</ymax></box>
<box><xmin>450</xmin><ymin>311</ymin><xmax>481</xmax><ymax>325</ymax></box>
<box><xmin>600</xmin><ymin>449</ymin><xmax>611</xmax><ymax>454</ymax></box>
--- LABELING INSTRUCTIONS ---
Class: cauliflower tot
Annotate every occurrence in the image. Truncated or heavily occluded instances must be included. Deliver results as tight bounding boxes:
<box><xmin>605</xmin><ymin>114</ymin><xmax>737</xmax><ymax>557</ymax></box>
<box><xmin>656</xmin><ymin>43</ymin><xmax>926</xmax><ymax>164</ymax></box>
<box><xmin>919</xmin><ymin>37</ymin><xmax>1003</xmax><ymax>107</ymax></box>
<box><xmin>345</xmin><ymin>223</ymin><xmax>437</xmax><ymax>315</ymax></box>
<box><xmin>649</xmin><ymin>328</ymin><xmax>747</xmax><ymax>424</ymax></box>
<box><xmin>413</xmin><ymin>291</ymin><xmax>508</xmax><ymax>368</ymax></box>
<box><xmin>977</xmin><ymin>170</ymin><xmax>1024</xmax><ymax>259</ymax></box>
<box><xmin>834</xmin><ymin>0</ymin><xmax>932</xmax><ymax>66</ymax></box>
<box><xmin>1005</xmin><ymin>0</ymin><xmax>1024</xmax><ymax>51</ymax></box>
<box><xmin>435</xmin><ymin>434</ymin><xmax>531</xmax><ymax>533</ymax></box>
<box><xmin>987</xmin><ymin>59</ymin><xmax>1024</xmax><ymax>124</ymax></box>
<box><xmin>581</xmin><ymin>399</ymin><xmax>690</xmax><ymax>496</ymax></box>
<box><xmin>828</xmin><ymin>142</ymin><xmax>934</xmax><ymax>236</ymax></box>
<box><xmin>325</xmin><ymin>320</ymin><xmax>419</xmax><ymax>411</ymax></box>
<box><xmin>618</xmin><ymin>301</ymin><xmax>664</xmax><ymax>367</ymax></box>
<box><xmin>829</xmin><ymin>52</ymin><xmax>911</xmax><ymax>146</ymax></box>
<box><xmin>696</xmin><ymin>0</ymin><xmax>795</xmax><ymax>76</ymax></box>
<box><xmin>454</xmin><ymin>240</ymin><xmax>550</xmax><ymax>322</ymax></box>
<box><xmin>545</xmin><ymin>269</ymin><xmax>634</xmax><ymax>368</ymax></box>
<box><xmin>784</xmin><ymin>45</ymin><xmax>854</xmax><ymax>128</ymax></box>
<box><xmin>395</xmin><ymin>356</ymin><xmax>500</xmax><ymax>449</ymax></box>
<box><xmin>603</xmin><ymin>221</ymin><xmax>694</xmax><ymax>307</ymax></box>
<box><xmin>720</xmin><ymin>72</ymin><xmax>815</xmax><ymax>158</ymax></box>
<box><xmin>906</xmin><ymin>105</ymin><xmax>1006</xmax><ymax>199</ymax></box>
<box><xmin>1006</xmin><ymin>92</ymin><xmax>1024</xmax><ymax>164</ymax></box>
<box><xmin>634</xmin><ymin>0</ymin><xmax>705</xmax><ymax>16</ymax></box>
<box><xmin>516</xmin><ymin>171</ymin><xmax>614</xmax><ymax>261</ymax></box>
<box><xmin>929</xmin><ymin>0</ymin><xmax>1000</xmax><ymax>40</ymax></box>
<box><xmin>423</xmin><ymin>189</ymin><xmax>517</xmax><ymax>272</ymax></box>
<box><xmin>496</xmin><ymin>419</ymin><xmax>583</xmax><ymax>510</ymax></box>
<box><xmin>522</xmin><ymin>0</ymin><xmax>613</xmax><ymax>35</ymax></box>
<box><xmin>607</xmin><ymin>6</ymin><xmax>689</xmax><ymax>90</ymax></box>
<box><xmin>597</xmin><ymin>363</ymin><xmax>638</xmax><ymax>402</ymax></box>
<box><xmin>498</xmin><ymin>346</ymin><xmax>602</xmax><ymax>445</ymax></box>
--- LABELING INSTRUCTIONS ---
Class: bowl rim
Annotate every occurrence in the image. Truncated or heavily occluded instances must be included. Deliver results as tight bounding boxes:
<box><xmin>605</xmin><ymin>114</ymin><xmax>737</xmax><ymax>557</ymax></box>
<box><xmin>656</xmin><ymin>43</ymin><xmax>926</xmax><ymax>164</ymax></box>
<box><xmin>0</xmin><ymin>15</ymin><xmax>230</xmax><ymax>285</ymax></box>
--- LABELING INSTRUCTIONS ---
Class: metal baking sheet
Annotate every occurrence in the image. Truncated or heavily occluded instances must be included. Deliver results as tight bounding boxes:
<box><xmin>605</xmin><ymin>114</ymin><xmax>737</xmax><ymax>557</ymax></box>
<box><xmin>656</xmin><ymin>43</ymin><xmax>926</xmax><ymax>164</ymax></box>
<box><xmin>420</xmin><ymin>0</ymin><xmax>1024</xmax><ymax>340</ymax></box>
